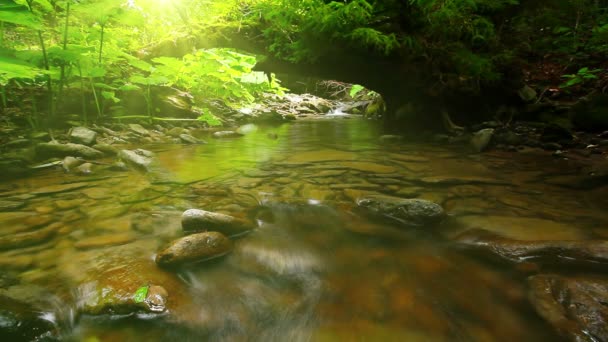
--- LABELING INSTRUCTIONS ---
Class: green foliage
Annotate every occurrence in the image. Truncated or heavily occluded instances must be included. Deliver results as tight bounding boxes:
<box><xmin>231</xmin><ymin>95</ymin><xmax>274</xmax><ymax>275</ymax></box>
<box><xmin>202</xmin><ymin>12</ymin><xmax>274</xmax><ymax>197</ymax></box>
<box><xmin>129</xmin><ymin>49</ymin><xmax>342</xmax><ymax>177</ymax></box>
<box><xmin>0</xmin><ymin>0</ymin><xmax>42</xmax><ymax>29</ymax></box>
<box><xmin>560</xmin><ymin>67</ymin><xmax>602</xmax><ymax>89</ymax></box>
<box><xmin>151</xmin><ymin>48</ymin><xmax>285</xmax><ymax>106</ymax></box>
<box><xmin>196</xmin><ymin>108</ymin><xmax>223</xmax><ymax>127</ymax></box>
<box><xmin>349</xmin><ymin>84</ymin><xmax>365</xmax><ymax>98</ymax></box>
<box><xmin>0</xmin><ymin>55</ymin><xmax>46</xmax><ymax>85</ymax></box>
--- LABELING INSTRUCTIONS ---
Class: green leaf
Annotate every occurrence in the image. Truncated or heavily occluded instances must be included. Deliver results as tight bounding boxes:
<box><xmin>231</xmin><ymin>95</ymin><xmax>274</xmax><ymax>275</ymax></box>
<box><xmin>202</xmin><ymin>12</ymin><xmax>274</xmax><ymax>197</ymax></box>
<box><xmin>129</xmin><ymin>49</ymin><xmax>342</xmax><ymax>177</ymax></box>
<box><xmin>119</xmin><ymin>83</ymin><xmax>140</xmax><ymax>91</ymax></box>
<box><xmin>133</xmin><ymin>285</ymin><xmax>149</xmax><ymax>303</ymax></box>
<box><xmin>349</xmin><ymin>84</ymin><xmax>365</xmax><ymax>98</ymax></box>
<box><xmin>0</xmin><ymin>3</ymin><xmax>43</xmax><ymax>29</ymax></box>
<box><xmin>0</xmin><ymin>55</ymin><xmax>46</xmax><ymax>85</ymax></box>
<box><xmin>196</xmin><ymin>110</ymin><xmax>222</xmax><ymax>126</ymax></box>
<box><xmin>101</xmin><ymin>90</ymin><xmax>120</xmax><ymax>103</ymax></box>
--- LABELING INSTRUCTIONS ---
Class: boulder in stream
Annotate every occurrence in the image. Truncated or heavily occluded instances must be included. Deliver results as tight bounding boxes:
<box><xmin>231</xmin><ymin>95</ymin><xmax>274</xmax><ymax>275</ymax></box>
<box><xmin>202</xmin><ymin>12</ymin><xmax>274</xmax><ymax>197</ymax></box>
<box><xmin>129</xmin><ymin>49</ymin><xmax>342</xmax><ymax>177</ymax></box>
<box><xmin>118</xmin><ymin>149</ymin><xmax>155</xmax><ymax>172</ymax></box>
<box><xmin>36</xmin><ymin>142</ymin><xmax>104</xmax><ymax>160</ymax></box>
<box><xmin>453</xmin><ymin>229</ymin><xmax>608</xmax><ymax>265</ymax></box>
<box><xmin>212</xmin><ymin>131</ymin><xmax>243</xmax><ymax>139</ymax></box>
<box><xmin>61</xmin><ymin>156</ymin><xmax>83</xmax><ymax>172</ymax></box>
<box><xmin>470</xmin><ymin>128</ymin><xmax>494</xmax><ymax>153</ymax></box>
<box><xmin>155</xmin><ymin>231</ymin><xmax>233</xmax><ymax>267</ymax></box>
<box><xmin>179</xmin><ymin>134</ymin><xmax>205</xmax><ymax>144</ymax></box>
<box><xmin>528</xmin><ymin>274</ymin><xmax>608</xmax><ymax>341</ymax></box>
<box><xmin>356</xmin><ymin>195</ymin><xmax>445</xmax><ymax>227</ymax></box>
<box><xmin>69</xmin><ymin>126</ymin><xmax>97</xmax><ymax>146</ymax></box>
<box><xmin>181</xmin><ymin>209</ymin><xmax>252</xmax><ymax>236</ymax></box>
<box><xmin>0</xmin><ymin>295</ymin><xmax>57</xmax><ymax>341</ymax></box>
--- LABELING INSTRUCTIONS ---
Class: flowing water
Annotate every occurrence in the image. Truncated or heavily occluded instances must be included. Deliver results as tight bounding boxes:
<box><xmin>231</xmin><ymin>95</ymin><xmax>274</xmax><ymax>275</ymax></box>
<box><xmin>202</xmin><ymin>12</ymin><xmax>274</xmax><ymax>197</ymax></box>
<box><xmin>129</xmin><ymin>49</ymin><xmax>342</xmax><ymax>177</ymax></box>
<box><xmin>1</xmin><ymin>117</ymin><xmax>608</xmax><ymax>341</ymax></box>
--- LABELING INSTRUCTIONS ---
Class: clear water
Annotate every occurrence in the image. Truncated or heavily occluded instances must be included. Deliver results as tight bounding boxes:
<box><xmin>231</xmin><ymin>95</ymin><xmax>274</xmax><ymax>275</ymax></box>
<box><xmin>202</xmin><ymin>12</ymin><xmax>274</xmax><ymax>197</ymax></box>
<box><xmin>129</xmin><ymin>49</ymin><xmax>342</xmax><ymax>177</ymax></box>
<box><xmin>2</xmin><ymin>117</ymin><xmax>607</xmax><ymax>341</ymax></box>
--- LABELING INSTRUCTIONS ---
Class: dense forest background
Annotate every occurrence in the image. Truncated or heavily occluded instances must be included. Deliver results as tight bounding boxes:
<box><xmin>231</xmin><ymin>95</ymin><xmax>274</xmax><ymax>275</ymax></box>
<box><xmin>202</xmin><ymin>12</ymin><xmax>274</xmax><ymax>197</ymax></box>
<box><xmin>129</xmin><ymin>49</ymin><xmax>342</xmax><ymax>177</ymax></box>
<box><xmin>1</xmin><ymin>0</ymin><xmax>607</xmax><ymax>129</ymax></box>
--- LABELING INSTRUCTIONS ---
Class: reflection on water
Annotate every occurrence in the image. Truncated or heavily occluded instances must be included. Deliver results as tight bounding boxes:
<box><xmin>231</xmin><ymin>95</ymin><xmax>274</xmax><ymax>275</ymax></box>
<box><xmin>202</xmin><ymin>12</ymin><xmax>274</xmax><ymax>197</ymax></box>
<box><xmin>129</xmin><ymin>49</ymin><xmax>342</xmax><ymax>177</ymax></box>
<box><xmin>1</xmin><ymin>118</ymin><xmax>607</xmax><ymax>341</ymax></box>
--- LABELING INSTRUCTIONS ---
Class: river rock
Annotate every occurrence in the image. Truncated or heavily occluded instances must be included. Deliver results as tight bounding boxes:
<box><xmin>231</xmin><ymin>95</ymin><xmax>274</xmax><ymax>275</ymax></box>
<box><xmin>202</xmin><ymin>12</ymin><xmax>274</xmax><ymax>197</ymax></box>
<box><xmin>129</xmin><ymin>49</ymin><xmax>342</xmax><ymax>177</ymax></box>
<box><xmin>155</xmin><ymin>231</ymin><xmax>232</xmax><ymax>267</ymax></box>
<box><xmin>166</xmin><ymin>127</ymin><xmax>186</xmax><ymax>137</ymax></box>
<box><xmin>61</xmin><ymin>156</ymin><xmax>83</xmax><ymax>172</ymax></box>
<box><xmin>128</xmin><ymin>123</ymin><xmax>149</xmax><ymax>136</ymax></box>
<box><xmin>75</xmin><ymin>233</ymin><xmax>136</xmax><ymax>250</ymax></box>
<box><xmin>212</xmin><ymin>131</ymin><xmax>242</xmax><ymax>139</ymax></box>
<box><xmin>454</xmin><ymin>229</ymin><xmax>608</xmax><ymax>264</ymax></box>
<box><xmin>528</xmin><ymin>274</ymin><xmax>608</xmax><ymax>341</ymax></box>
<box><xmin>69</xmin><ymin>126</ymin><xmax>97</xmax><ymax>146</ymax></box>
<box><xmin>118</xmin><ymin>149</ymin><xmax>154</xmax><ymax>172</ymax></box>
<box><xmin>0</xmin><ymin>224</ymin><xmax>58</xmax><ymax>250</ymax></box>
<box><xmin>181</xmin><ymin>209</ymin><xmax>252</xmax><ymax>236</ymax></box>
<box><xmin>517</xmin><ymin>85</ymin><xmax>537</xmax><ymax>103</ymax></box>
<box><xmin>92</xmin><ymin>143</ymin><xmax>118</xmax><ymax>156</ymax></box>
<box><xmin>36</xmin><ymin>142</ymin><xmax>104</xmax><ymax>159</ymax></box>
<box><xmin>0</xmin><ymin>200</ymin><xmax>25</xmax><ymax>211</ymax></box>
<box><xmin>236</xmin><ymin>124</ymin><xmax>258</xmax><ymax>135</ymax></box>
<box><xmin>76</xmin><ymin>162</ymin><xmax>93</xmax><ymax>175</ymax></box>
<box><xmin>470</xmin><ymin>128</ymin><xmax>494</xmax><ymax>152</ymax></box>
<box><xmin>79</xmin><ymin>280</ymin><xmax>169</xmax><ymax>315</ymax></box>
<box><xmin>179</xmin><ymin>134</ymin><xmax>205</xmax><ymax>144</ymax></box>
<box><xmin>356</xmin><ymin>195</ymin><xmax>445</xmax><ymax>227</ymax></box>
<box><xmin>0</xmin><ymin>295</ymin><xmax>57</xmax><ymax>341</ymax></box>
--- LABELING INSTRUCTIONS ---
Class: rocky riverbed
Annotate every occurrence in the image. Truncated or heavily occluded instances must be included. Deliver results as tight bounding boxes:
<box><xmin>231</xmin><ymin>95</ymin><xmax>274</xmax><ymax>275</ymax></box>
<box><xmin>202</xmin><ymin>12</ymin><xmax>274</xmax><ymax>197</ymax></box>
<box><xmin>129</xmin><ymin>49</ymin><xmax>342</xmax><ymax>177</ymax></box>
<box><xmin>0</xmin><ymin>116</ymin><xmax>607</xmax><ymax>341</ymax></box>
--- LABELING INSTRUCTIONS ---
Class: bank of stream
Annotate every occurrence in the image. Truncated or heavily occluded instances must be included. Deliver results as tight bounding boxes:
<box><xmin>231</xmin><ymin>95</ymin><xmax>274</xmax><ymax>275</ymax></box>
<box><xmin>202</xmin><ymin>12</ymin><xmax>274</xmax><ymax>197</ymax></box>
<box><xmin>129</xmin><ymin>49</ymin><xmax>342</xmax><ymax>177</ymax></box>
<box><xmin>1</xmin><ymin>117</ymin><xmax>608</xmax><ymax>341</ymax></box>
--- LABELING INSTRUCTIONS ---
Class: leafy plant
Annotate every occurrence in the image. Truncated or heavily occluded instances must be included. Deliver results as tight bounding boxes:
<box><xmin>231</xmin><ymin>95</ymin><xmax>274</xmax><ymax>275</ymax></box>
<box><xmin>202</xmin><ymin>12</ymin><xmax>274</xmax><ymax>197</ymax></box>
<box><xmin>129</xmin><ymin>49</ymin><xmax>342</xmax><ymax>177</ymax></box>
<box><xmin>349</xmin><ymin>84</ymin><xmax>365</xmax><ymax>99</ymax></box>
<box><xmin>196</xmin><ymin>108</ymin><xmax>222</xmax><ymax>126</ymax></box>
<box><xmin>560</xmin><ymin>67</ymin><xmax>602</xmax><ymax>89</ymax></box>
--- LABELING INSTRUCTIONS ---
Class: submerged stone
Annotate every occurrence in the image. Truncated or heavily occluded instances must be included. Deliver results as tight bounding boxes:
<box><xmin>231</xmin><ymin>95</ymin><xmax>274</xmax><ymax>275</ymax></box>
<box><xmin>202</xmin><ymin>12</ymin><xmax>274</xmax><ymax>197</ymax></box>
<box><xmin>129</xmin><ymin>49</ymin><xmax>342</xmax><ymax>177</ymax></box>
<box><xmin>69</xmin><ymin>126</ymin><xmax>97</xmax><ymax>146</ymax></box>
<box><xmin>155</xmin><ymin>231</ymin><xmax>233</xmax><ymax>267</ymax></box>
<box><xmin>528</xmin><ymin>274</ymin><xmax>608</xmax><ymax>341</ymax></box>
<box><xmin>0</xmin><ymin>295</ymin><xmax>57</xmax><ymax>341</ymax></box>
<box><xmin>453</xmin><ymin>229</ymin><xmax>608</xmax><ymax>264</ymax></box>
<box><xmin>181</xmin><ymin>209</ymin><xmax>252</xmax><ymax>236</ymax></box>
<box><xmin>76</xmin><ymin>162</ymin><xmax>93</xmax><ymax>175</ymax></box>
<box><xmin>36</xmin><ymin>142</ymin><xmax>104</xmax><ymax>159</ymax></box>
<box><xmin>356</xmin><ymin>195</ymin><xmax>445</xmax><ymax>227</ymax></box>
<box><xmin>470</xmin><ymin>128</ymin><xmax>494</xmax><ymax>153</ymax></box>
<box><xmin>212</xmin><ymin>131</ymin><xmax>242</xmax><ymax>139</ymax></box>
<box><xmin>0</xmin><ymin>224</ymin><xmax>58</xmax><ymax>250</ymax></box>
<box><xmin>179</xmin><ymin>134</ymin><xmax>205</xmax><ymax>144</ymax></box>
<box><xmin>128</xmin><ymin>123</ymin><xmax>149</xmax><ymax>136</ymax></box>
<box><xmin>118</xmin><ymin>149</ymin><xmax>155</xmax><ymax>172</ymax></box>
<box><xmin>61</xmin><ymin>156</ymin><xmax>83</xmax><ymax>172</ymax></box>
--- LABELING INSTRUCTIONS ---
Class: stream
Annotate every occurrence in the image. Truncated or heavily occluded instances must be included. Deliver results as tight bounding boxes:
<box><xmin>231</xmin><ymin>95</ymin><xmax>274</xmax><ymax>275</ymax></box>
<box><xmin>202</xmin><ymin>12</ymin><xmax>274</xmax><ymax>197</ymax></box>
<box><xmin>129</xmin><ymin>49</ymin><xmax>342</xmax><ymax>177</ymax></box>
<box><xmin>1</xmin><ymin>117</ymin><xmax>608</xmax><ymax>341</ymax></box>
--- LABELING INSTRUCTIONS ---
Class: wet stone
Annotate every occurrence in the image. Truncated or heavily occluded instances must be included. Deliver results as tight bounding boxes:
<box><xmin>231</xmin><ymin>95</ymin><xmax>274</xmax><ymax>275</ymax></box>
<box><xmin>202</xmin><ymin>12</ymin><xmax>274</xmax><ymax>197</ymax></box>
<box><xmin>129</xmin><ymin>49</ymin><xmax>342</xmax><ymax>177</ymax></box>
<box><xmin>212</xmin><ymin>131</ymin><xmax>242</xmax><ymax>139</ymax></box>
<box><xmin>118</xmin><ymin>149</ymin><xmax>155</xmax><ymax>172</ymax></box>
<box><xmin>0</xmin><ymin>295</ymin><xmax>58</xmax><ymax>341</ymax></box>
<box><xmin>62</xmin><ymin>156</ymin><xmax>83</xmax><ymax>172</ymax></box>
<box><xmin>454</xmin><ymin>229</ymin><xmax>608</xmax><ymax>264</ymax></box>
<box><xmin>69</xmin><ymin>126</ymin><xmax>97</xmax><ymax>146</ymax></box>
<box><xmin>32</xmin><ymin>182</ymin><xmax>89</xmax><ymax>196</ymax></box>
<box><xmin>0</xmin><ymin>200</ymin><xmax>25</xmax><ymax>211</ymax></box>
<box><xmin>156</xmin><ymin>231</ymin><xmax>233</xmax><ymax>267</ymax></box>
<box><xmin>36</xmin><ymin>142</ymin><xmax>104</xmax><ymax>159</ymax></box>
<box><xmin>528</xmin><ymin>274</ymin><xmax>608</xmax><ymax>341</ymax></box>
<box><xmin>453</xmin><ymin>215</ymin><xmax>585</xmax><ymax>241</ymax></box>
<box><xmin>92</xmin><ymin>143</ymin><xmax>119</xmax><ymax>156</ymax></box>
<box><xmin>76</xmin><ymin>162</ymin><xmax>93</xmax><ymax>175</ymax></box>
<box><xmin>74</xmin><ymin>233</ymin><xmax>136</xmax><ymax>250</ymax></box>
<box><xmin>179</xmin><ymin>133</ymin><xmax>205</xmax><ymax>144</ymax></box>
<box><xmin>182</xmin><ymin>209</ymin><xmax>252</xmax><ymax>237</ymax></box>
<box><xmin>356</xmin><ymin>195</ymin><xmax>445</xmax><ymax>227</ymax></box>
<box><xmin>128</xmin><ymin>123</ymin><xmax>149</xmax><ymax>136</ymax></box>
<box><xmin>0</xmin><ymin>224</ymin><xmax>58</xmax><ymax>250</ymax></box>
